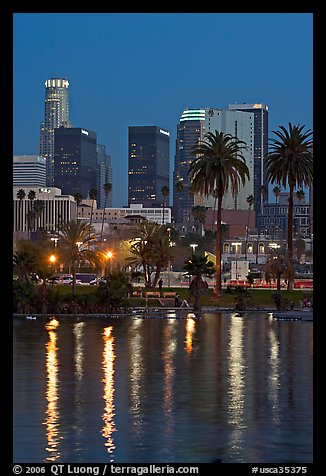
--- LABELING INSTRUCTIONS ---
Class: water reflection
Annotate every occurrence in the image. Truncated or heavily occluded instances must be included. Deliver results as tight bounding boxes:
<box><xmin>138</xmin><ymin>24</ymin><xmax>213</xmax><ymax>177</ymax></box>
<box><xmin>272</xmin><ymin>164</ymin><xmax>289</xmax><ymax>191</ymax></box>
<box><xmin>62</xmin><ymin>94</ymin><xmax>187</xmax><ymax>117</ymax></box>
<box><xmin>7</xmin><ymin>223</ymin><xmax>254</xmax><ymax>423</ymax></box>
<box><xmin>162</xmin><ymin>322</ymin><xmax>177</xmax><ymax>435</ymax></box>
<box><xmin>228</xmin><ymin>315</ymin><xmax>245</xmax><ymax>452</ymax></box>
<box><xmin>43</xmin><ymin>318</ymin><xmax>61</xmax><ymax>462</ymax></box>
<box><xmin>268</xmin><ymin>326</ymin><xmax>280</xmax><ymax>425</ymax></box>
<box><xmin>73</xmin><ymin>322</ymin><xmax>85</xmax><ymax>380</ymax></box>
<box><xmin>101</xmin><ymin>326</ymin><xmax>116</xmax><ymax>460</ymax></box>
<box><xmin>185</xmin><ymin>317</ymin><xmax>196</xmax><ymax>353</ymax></box>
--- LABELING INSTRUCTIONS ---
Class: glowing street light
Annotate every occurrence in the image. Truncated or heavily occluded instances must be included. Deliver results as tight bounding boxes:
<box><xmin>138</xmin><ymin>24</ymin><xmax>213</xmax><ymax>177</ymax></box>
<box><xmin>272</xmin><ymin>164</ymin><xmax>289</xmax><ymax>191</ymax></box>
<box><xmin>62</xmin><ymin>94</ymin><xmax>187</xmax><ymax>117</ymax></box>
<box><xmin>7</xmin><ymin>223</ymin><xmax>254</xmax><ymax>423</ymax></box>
<box><xmin>190</xmin><ymin>243</ymin><xmax>198</xmax><ymax>254</ymax></box>
<box><xmin>49</xmin><ymin>254</ymin><xmax>56</xmax><ymax>274</ymax></box>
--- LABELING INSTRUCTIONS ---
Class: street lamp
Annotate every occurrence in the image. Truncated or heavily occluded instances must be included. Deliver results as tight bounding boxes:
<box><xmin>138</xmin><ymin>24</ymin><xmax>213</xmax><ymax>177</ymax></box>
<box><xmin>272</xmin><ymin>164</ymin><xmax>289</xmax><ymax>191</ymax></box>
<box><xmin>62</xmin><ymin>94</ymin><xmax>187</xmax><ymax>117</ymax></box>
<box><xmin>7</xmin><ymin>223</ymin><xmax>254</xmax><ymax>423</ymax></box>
<box><xmin>49</xmin><ymin>254</ymin><xmax>56</xmax><ymax>274</ymax></box>
<box><xmin>105</xmin><ymin>250</ymin><xmax>113</xmax><ymax>276</ymax></box>
<box><xmin>190</xmin><ymin>243</ymin><xmax>198</xmax><ymax>254</ymax></box>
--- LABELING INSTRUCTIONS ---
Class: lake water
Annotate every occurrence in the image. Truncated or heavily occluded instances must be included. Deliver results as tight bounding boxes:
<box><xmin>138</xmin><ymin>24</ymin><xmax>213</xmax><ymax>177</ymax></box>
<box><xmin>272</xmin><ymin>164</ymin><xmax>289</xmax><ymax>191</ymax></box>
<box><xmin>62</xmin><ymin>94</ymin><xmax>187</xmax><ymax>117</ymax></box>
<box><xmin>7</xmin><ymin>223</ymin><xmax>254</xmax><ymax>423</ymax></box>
<box><xmin>13</xmin><ymin>311</ymin><xmax>313</xmax><ymax>464</ymax></box>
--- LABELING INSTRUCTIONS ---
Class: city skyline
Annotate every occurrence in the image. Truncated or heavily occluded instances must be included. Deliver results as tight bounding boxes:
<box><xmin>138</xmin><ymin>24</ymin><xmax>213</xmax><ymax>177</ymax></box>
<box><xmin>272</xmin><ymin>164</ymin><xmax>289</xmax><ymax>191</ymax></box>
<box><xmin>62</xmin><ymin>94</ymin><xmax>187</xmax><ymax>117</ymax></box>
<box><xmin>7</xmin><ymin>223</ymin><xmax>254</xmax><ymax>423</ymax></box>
<box><xmin>13</xmin><ymin>13</ymin><xmax>313</xmax><ymax>207</ymax></box>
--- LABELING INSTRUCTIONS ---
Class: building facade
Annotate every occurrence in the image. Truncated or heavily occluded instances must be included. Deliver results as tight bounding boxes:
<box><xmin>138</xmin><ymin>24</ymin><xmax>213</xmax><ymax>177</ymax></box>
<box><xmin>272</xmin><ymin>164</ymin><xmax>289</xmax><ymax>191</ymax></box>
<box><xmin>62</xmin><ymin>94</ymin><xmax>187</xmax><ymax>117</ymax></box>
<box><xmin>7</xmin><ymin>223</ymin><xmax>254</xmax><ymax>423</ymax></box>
<box><xmin>40</xmin><ymin>78</ymin><xmax>72</xmax><ymax>187</ymax></box>
<box><xmin>128</xmin><ymin>126</ymin><xmax>170</xmax><ymax>207</ymax></box>
<box><xmin>228</xmin><ymin>103</ymin><xmax>269</xmax><ymax>220</ymax></box>
<box><xmin>13</xmin><ymin>186</ymin><xmax>77</xmax><ymax>237</ymax></box>
<box><xmin>173</xmin><ymin>107</ymin><xmax>254</xmax><ymax>223</ymax></box>
<box><xmin>96</xmin><ymin>144</ymin><xmax>113</xmax><ymax>209</ymax></box>
<box><xmin>13</xmin><ymin>155</ymin><xmax>46</xmax><ymax>187</ymax></box>
<box><xmin>79</xmin><ymin>203</ymin><xmax>171</xmax><ymax>227</ymax></box>
<box><xmin>173</xmin><ymin>109</ymin><xmax>206</xmax><ymax>223</ymax></box>
<box><xmin>53</xmin><ymin>127</ymin><xmax>97</xmax><ymax>200</ymax></box>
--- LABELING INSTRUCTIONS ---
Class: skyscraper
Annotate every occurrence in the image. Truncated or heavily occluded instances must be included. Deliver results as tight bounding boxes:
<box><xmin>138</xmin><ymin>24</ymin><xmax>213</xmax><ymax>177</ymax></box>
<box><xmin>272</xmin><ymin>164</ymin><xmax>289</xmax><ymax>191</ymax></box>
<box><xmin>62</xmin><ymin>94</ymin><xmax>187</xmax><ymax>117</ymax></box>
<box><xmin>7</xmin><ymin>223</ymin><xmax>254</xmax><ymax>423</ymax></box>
<box><xmin>173</xmin><ymin>107</ymin><xmax>254</xmax><ymax>223</ymax></box>
<box><xmin>40</xmin><ymin>78</ymin><xmax>71</xmax><ymax>187</ymax></box>
<box><xmin>53</xmin><ymin>127</ymin><xmax>97</xmax><ymax>199</ymax></box>
<box><xmin>228</xmin><ymin>103</ymin><xmax>269</xmax><ymax>220</ymax></box>
<box><xmin>173</xmin><ymin>109</ymin><xmax>205</xmax><ymax>223</ymax></box>
<box><xmin>97</xmin><ymin>144</ymin><xmax>113</xmax><ymax>209</ymax></box>
<box><xmin>128</xmin><ymin>126</ymin><xmax>170</xmax><ymax>207</ymax></box>
<box><xmin>13</xmin><ymin>155</ymin><xmax>46</xmax><ymax>187</ymax></box>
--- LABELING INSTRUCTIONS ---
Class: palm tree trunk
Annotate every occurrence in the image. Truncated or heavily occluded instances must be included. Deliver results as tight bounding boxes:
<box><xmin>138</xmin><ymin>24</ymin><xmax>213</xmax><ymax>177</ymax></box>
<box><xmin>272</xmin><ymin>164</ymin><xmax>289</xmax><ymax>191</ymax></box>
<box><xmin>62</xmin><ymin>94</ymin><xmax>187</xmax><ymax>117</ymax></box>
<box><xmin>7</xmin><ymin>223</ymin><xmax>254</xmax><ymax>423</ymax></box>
<box><xmin>287</xmin><ymin>184</ymin><xmax>294</xmax><ymax>291</ymax></box>
<box><xmin>214</xmin><ymin>195</ymin><xmax>223</xmax><ymax>298</ymax></box>
<box><xmin>100</xmin><ymin>196</ymin><xmax>108</xmax><ymax>249</ymax></box>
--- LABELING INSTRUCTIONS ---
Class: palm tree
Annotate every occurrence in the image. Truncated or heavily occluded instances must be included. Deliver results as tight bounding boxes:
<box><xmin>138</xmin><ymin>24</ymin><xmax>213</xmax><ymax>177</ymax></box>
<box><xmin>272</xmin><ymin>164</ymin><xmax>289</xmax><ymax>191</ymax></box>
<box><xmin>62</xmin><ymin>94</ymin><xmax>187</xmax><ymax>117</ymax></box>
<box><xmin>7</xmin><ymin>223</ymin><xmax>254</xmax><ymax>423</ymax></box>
<box><xmin>266</xmin><ymin>123</ymin><xmax>313</xmax><ymax>291</ymax></box>
<box><xmin>264</xmin><ymin>246</ymin><xmax>294</xmax><ymax>309</ymax></box>
<box><xmin>245</xmin><ymin>194</ymin><xmax>255</xmax><ymax>259</ymax></box>
<box><xmin>33</xmin><ymin>199</ymin><xmax>45</xmax><ymax>231</ymax></box>
<box><xmin>260</xmin><ymin>184</ymin><xmax>268</xmax><ymax>202</ymax></box>
<box><xmin>296</xmin><ymin>189</ymin><xmax>305</xmax><ymax>202</ymax></box>
<box><xmin>54</xmin><ymin>220</ymin><xmax>99</xmax><ymax>298</ymax></box>
<box><xmin>189</xmin><ymin>130</ymin><xmax>249</xmax><ymax>298</ymax></box>
<box><xmin>16</xmin><ymin>189</ymin><xmax>26</xmax><ymax>239</ymax></box>
<box><xmin>161</xmin><ymin>185</ymin><xmax>170</xmax><ymax>225</ymax></box>
<box><xmin>100</xmin><ymin>182</ymin><xmax>112</xmax><ymax>247</ymax></box>
<box><xmin>73</xmin><ymin>192</ymin><xmax>83</xmax><ymax>220</ymax></box>
<box><xmin>174</xmin><ymin>178</ymin><xmax>184</xmax><ymax>223</ymax></box>
<box><xmin>183</xmin><ymin>252</ymin><xmax>215</xmax><ymax>312</ymax></box>
<box><xmin>13</xmin><ymin>250</ymin><xmax>36</xmax><ymax>283</ymax></box>
<box><xmin>273</xmin><ymin>185</ymin><xmax>281</xmax><ymax>203</ymax></box>
<box><xmin>88</xmin><ymin>187</ymin><xmax>98</xmax><ymax>227</ymax></box>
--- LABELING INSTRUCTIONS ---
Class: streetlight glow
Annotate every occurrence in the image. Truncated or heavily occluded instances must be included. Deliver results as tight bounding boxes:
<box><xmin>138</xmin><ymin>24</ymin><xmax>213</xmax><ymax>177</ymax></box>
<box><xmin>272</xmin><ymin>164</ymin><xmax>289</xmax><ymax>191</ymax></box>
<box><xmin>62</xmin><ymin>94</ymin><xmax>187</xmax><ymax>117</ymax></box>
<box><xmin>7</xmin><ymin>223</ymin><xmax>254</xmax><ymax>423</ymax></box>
<box><xmin>49</xmin><ymin>254</ymin><xmax>56</xmax><ymax>264</ymax></box>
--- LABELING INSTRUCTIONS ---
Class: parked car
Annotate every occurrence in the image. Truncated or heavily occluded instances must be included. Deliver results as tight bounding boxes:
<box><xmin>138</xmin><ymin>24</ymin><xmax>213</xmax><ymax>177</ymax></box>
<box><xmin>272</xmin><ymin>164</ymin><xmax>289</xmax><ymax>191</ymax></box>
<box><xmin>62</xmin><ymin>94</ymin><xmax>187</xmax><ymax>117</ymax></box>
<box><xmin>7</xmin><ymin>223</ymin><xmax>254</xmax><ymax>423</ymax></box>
<box><xmin>89</xmin><ymin>277</ymin><xmax>108</xmax><ymax>286</ymax></box>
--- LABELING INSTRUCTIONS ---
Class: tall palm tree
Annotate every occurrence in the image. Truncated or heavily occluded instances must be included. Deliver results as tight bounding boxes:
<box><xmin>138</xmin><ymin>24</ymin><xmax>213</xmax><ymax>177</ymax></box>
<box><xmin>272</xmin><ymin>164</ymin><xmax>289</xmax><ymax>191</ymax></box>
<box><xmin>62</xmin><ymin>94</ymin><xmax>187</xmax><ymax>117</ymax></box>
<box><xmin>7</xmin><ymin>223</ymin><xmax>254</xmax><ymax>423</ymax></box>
<box><xmin>88</xmin><ymin>187</ymin><xmax>98</xmax><ymax>227</ymax></box>
<box><xmin>174</xmin><ymin>178</ymin><xmax>184</xmax><ymax>223</ymax></box>
<box><xmin>54</xmin><ymin>220</ymin><xmax>99</xmax><ymax>298</ymax></box>
<box><xmin>189</xmin><ymin>130</ymin><xmax>249</xmax><ymax>298</ymax></box>
<box><xmin>100</xmin><ymin>182</ymin><xmax>112</xmax><ymax>247</ymax></box>
<box><xmin>183</xmin><ymin>252</ymin><xmax>215</xmax><ymax>311</ymax></box>
<box><xmin>296</xmin><ymin>189</ymin><xmax>305</xmax><ymax>202</ymax></box>
<box><xmin>264</xmin><ymin>247</ymin><xmax>294</xmax><ymax>309</ymax></box>
<box><xmin>16</xmin><ymin>189</ymin><xmax>26</xmax><ymax>239</ymax></box>
<box><xmin>245</xmin><ymin>194</ymin><xmax>255</xmax><ymax>259</ymax></box>
<box><xmin>273</xmin><ymin>185</ymin><xmax>281</xmax><ymax>203</ymax></box>
<box><xmin>266</xmin><ymin>123</ymin><xmax>313</xmax><ymax>291</ymax></box>
<box><xmin>73</xmin><ymin>192</ymin><xmax>83</xmax><ymax>220</ymax></box>
<box><xmin>161</xmin><ymin>185</ymin><xmax>170</xmax><ymax>225</ymax></box>
<box><xmin>33</xmin><ymin>199</ymin><xmax>45</xmax><ymax>231</ymax></box>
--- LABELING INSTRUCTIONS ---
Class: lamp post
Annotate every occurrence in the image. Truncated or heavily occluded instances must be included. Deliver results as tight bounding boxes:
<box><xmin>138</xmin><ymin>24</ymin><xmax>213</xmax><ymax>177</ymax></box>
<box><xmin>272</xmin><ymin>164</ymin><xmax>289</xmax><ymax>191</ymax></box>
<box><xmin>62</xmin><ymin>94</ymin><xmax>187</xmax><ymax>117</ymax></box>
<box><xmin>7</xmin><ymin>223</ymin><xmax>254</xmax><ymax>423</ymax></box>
<box><xmin>49</xmin><ymin>254</ymin><xmax>56</xmax><ymax>274</ymax></box>
<box><xmin>190</xmin><ymin>243</ymin><xmax>198</xmax><ymax>255</ymax></box>
<box><xmin>105</xmin><ymin>250</ymin><xmax>113</xmax><ymax>277</ymax></box>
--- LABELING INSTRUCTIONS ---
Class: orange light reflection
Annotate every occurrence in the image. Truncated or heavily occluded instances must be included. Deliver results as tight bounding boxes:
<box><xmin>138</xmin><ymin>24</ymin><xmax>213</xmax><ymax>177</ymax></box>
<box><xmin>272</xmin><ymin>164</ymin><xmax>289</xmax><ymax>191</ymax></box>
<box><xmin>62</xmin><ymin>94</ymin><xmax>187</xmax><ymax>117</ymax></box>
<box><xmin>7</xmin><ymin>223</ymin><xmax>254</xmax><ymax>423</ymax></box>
<box><xmin>102</xmin><ymin>326</ymin><xmax>116</xmax><ymax>460</ymax></box>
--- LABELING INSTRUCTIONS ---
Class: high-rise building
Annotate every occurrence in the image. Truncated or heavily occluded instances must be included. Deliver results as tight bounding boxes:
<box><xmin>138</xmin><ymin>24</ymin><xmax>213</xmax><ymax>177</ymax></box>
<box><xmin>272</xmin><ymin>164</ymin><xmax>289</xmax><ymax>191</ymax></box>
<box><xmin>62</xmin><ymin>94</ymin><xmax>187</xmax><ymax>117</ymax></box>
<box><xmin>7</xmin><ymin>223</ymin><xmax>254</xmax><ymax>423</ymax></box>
<box><xmin>173</xmin><ymin>107</ymin><xmax>254</xmax><ymax>223</ymax></box>
<box><xmin>228</xmin><ymin>103</ymin><xmax>269</xmax><ymax>220</ymax></box>
<box><xmin>173</xmin><ymin>109</ymin><xmax>205</xmax><ymax>223</ymax></box>
<box><xmin>13</xmin><ymin>155</ymin><xmax>46</xmax><ymax>187</ymax></box>
<box><xmin>53</xmin><ymin>127</ymin><xmax>97</xmax><ymax>200</ymax></box>
<box><xmin>97</xmin><ymin>144</ymin><xmax>113</xmax><ymax>209</ymax></box>
<box><xmin>40</xmin><ymin>78</ymin><xmax>72</xmax><ymax>187</ymax></box>
<box><xmin>128</xmin><ymin>126</ymin><xmax>170</xmax><ymax>207</ymax></box>
<box><xmin>202</xmin><ymin>107</ymin><xmax>254</xmax><ymax>210</ymax></box>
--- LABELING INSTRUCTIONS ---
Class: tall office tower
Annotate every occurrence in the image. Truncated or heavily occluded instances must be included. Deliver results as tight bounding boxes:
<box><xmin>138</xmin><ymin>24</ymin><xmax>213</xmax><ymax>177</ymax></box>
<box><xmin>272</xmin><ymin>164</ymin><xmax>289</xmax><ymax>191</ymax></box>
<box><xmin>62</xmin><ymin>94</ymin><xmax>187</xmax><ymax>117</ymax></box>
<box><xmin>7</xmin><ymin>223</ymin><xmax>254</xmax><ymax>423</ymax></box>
<box><xmin>228</xmin><ymin>103</ymin><xmax>269</xmax><ymax>220</ymax></box>
<box><xmin>173</xmin><ymin>109</ymin><xmax>205</xmax><ymax>223</ymax></box>
<box><xmin>53</xmin><ymin>127</ymin><xmax>97</xmax><ymax>200</ymax></box>
<box><xmin>128</xmin><ymin>126</ymin><xmax>170</xmax><ymax>207</ymax></box>
<box><xmin>173</xmin><ymin>108</ymin><xmax>254</xmax><ymax>223</ymax></box>
<box><xmin>202</xmin><ymin>108</ymin><xmax>254</xmax><ymax>210</ymax></box>
<box><xmin>13</xmin><ymin>155</ymin><xmax>46</xmax><ymax>187</ymax></box>
<box><xmin>97</xmin><ymin>144</ymin><xmax>113</xmax><ymax>209</ymax></box>
<box><xmin>40</xmin><ymin>78</ymin><xmax>72</xmax><ymax>187</ymax></box>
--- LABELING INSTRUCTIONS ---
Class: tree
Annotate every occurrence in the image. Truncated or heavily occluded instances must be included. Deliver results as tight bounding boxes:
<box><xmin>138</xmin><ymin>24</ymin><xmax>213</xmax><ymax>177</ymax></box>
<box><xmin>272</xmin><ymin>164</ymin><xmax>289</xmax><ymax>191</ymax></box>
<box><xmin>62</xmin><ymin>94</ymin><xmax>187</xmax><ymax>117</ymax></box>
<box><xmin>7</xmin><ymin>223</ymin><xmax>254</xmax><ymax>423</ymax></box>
<box><xmin>161</xmin><ymin>185</ymin><xmax>170</xmax><ymax>225</ymax></box>
<box><xmin>13</xmin><ymin>250</ymin><xmax>36</xmax><ymax>283</ymax></box>
<box><xmin>264</xmin><ymin>247</ymin><xmax>294</xmax><ymax>309</ymax></box>
<box><xmin>126</xmin><ymin>222</ymin><xmax>174</xmax><ymax>288</ymax></box>
<box><xmin>33</xmin><ymin>199</ymin><xmax>45</xmax><ymax>231</ymax></box>
<box><xmin>183</xmin><ymin>252</ymin><xmax>215</xmax><ymax>311</ymax></box>
<box><xmin>16</xmin><ymin>189</ymin><xmax>26</xmax><ymax>239</ymax></box>
<box><xmin>54</xmin><ymin>220</ymin><xmax>99</xmax><ymax>298</ymax></box>
<box><xmin>74</xmin><ymin>192</ymin><xmax>83</xmax><ymax>220</ymax></box>
<box><xmin>189</xmin><ymin>130</ymin><xmax>249</xmax><ymax>298</ymax></box>
<box><xmin>245</xmin><ymin>194</ymin><xmax>255</xmax><ymax>259</ymax></box>
<box><xmin>88</xmin><ymin>187</ymin><xmax>98</xmax><ymax>227</ymax></box>
<box><xmin>266</xmin><ymin>123</ymin><xmax>313</xmax><ymax>291</ymax></box>
<box><xmin>100</xmin><ymin>182</ymin><xmax>112</xmax><ymax>247</ymax></box>
<box><xmin>296</xmin><ymin>189</ymin><xmax>305</xmax><ymax>202</ymax></box>
<box><xmin>273</xmin><ymin>185</ymin><xmax>281</xmax><ymax>203</ymax></box>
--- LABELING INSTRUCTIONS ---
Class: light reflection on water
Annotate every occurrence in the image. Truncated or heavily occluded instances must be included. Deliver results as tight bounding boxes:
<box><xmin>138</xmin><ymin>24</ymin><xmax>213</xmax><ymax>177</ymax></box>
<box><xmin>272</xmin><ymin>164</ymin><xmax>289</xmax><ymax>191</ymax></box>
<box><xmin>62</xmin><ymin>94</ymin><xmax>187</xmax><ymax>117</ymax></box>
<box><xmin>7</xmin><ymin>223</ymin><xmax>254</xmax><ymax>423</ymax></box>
<box><xmin>13</xmin><ymin>313</ymin><xmax>313</xmax><ymax>464</ymax></box>
<box><xmin>43</xmin><ymin>319</ymin><xmax>61</xmax><ymax>462</ymax></box>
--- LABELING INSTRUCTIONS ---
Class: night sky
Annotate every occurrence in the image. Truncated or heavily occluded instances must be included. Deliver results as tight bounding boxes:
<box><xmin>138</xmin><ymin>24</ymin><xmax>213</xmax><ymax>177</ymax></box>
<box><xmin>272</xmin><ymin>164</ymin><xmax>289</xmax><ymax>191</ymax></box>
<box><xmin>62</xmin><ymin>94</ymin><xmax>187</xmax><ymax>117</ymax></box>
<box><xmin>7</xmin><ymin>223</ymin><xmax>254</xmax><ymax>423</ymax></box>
<box><xmin>13</xmin><ymin>12</ymin><xmax>313</xmax><ymax>207</ymax></box>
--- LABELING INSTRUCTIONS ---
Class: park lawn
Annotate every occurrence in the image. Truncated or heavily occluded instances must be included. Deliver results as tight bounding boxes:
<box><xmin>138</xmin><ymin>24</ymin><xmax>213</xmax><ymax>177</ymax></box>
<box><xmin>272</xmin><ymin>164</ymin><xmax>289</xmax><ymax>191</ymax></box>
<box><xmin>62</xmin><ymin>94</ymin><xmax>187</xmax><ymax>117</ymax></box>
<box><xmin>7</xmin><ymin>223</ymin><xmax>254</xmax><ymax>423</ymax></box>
<box><xmin>54</xmin><ymin>285</ymin><xmax>313</xmax><ymax>309</ymax></box>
